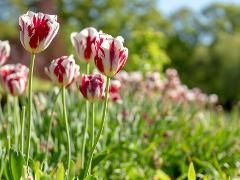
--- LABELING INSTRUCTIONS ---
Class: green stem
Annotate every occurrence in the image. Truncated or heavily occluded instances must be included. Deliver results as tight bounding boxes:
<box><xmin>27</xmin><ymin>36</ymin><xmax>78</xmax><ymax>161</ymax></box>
<box><xmin>62</xmin><ymin>86</ymin><xmax>71</xmax><ymax>177</ymax></box>
<box><xmin>91</xmin><ymin>103</ymin><xmax>95</xmax><ymax>147</ymax></box>
<box><xmin>26</xmin><ymin>53</ymin><xmax>35</xmax><ymax>168</ymax></box>
<box><xmin>81</xmin><ymin>63</ymin><xmax>90</xmax><ymax>168</ymax></box>
<box><xmin>89</xmin><ymin>102</ymin><xmax>95</xmax><ymax>174</ymax></box>
<box><xmin>43</xmin><ymin>89</ymin><xmax>62</xmax><ymax>170</ymax></box>
<box><xmin>20</xmin><ymin>106</ymin><xmax>26</xmax><ymax>154</ymax></box>
<box><xmin>7</xmin><ymin>95</ymin><xmax>11</xmax><ymax>151</ymax></box>
<box><xmin>14</xmin><ymin>97</ymin><xmax>20</xmax><ymax>150</ymax></box>
<box><xmin>83</xmin><ymin>76</ymin><xmax>110</xmax><ymax>177</ymax></box>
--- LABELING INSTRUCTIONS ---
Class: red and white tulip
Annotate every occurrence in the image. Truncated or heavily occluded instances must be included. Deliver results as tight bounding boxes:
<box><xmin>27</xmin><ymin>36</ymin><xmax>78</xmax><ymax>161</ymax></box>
<box><xmin>79</xmin><ymin>73</ymin><xmax>105</xmax><ymax>102</ymax></box>
<box><xmin>19</xmin><ymin>11</ymin><xmax>59</xmax><ymax>53</ymax></box>
<box><xmin>0</xmin><ymin>64</ymin><xmax>29</xmax><ymax>84</ymax></box>
<box><xmin>0</xmin><ymin>40</ymin><xmax>10</xmax><ymax>66</ymax></box>
<box><xmin>5</xmin><ymin>73</ymin><xmax>28</xmax><ymax>96</ymax></box>
<box><xmin>0</xmin><ymin>64</ymin><xmax>29</xmax><ymax>96</ymax></box>
<box><xmin>71</xmin><ymin>27</ymin><xmax>99</xmax><ymax>63</ymax></box>
<box><xmin>45</xmin><ymin>55</ymin><xmax>80</xmax><ymax>87</ymax></box>
<box><xmin>93</xmin><ymin>33</ymin><xmax>128</xmax><ymax>77</ymax></box>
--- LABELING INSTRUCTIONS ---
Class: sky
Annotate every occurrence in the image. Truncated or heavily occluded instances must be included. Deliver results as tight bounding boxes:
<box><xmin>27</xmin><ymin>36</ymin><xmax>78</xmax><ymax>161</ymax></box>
<box><xmin>158</xmin><ymin>0</ymin><xmax>240</xmax><ymax>15</ymax></box>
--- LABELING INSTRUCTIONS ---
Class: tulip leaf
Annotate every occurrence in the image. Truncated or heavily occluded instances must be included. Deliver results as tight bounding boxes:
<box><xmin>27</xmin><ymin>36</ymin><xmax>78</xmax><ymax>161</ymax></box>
<box><xmin>85</xmin><ymin>175</ymin><xmax>97</xmax><ymax>180</ymax></box>
<box><xmin>188</xmin><ymin>162</ymin><xmax>196</xmax><ymax>180</ymax></box>
<box><xmin>55</xmin><ymin>163</ymin><xmax>64</xmax><ymax>180</ymax></box>
<box><xmin>92</xmin><ymin>151</ymin><xmax>108</xmax><ymax>169</ymax></box>
<box><xmin>10</xmin><ymin>150</ymin><xmax>24</xmax><ymax>180</ymax></box>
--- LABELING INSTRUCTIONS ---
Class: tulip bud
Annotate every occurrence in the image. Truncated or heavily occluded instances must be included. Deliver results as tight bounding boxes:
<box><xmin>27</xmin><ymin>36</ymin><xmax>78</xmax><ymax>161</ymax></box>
<box><xmin>79</xmin><ymin>73</ymin><xmax>105</xmax><ymax>102</ymax></box>
<box><xmin>45</xmin><ymin>55</ymin><xmax>80</xmax><ymax>87</ymax></box>
<box><xmin>0</xmin><ymin>40</ymin><xmax>10</xmax><ymax>65</ymax></box>
<box><xmin>19</xmin><ymin>11</ymin><xmax>59</xmax><ymax>53</ymax></box>
<box><xmin>4</xmin><ymin>73</ymin><xmax>28</xmax><ymax>96</ymax></box>
<box><xmin>71</xmin><ymin>27</ymin><xmax>99</xmax><ymax>63</ymax></box>
<box><xmin>93</xmin><ymin>33</ymin><xmax>128</xmax><ymax>77</ymax></box>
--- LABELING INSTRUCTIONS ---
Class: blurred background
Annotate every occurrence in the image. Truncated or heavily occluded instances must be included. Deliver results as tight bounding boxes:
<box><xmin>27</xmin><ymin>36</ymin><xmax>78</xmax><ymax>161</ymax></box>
<box><xmin>0</xmin><ymin>0</ymin><xmax>240</xmax><ymax>109</ymax></box>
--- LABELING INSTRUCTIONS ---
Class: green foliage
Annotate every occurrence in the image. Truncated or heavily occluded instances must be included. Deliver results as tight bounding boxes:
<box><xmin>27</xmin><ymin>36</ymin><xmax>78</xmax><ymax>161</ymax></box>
<box><xmin>167</xmin><ymin>4</ymin><xmax>240</xmax><ymax>106</ymax></box>
<box><xmin>126</xmin><ymin>28</ymin><xmax>170</xmax><ymax>73</ymax></box>
<box><xmin>0</xmin><ymin>85</ymin><xmax>240</xmax><ymax>179</ymax></box>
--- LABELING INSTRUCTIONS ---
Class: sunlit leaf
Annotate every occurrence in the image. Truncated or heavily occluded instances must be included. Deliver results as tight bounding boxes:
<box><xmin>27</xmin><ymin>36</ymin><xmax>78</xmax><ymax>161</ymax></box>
<box><xmin>188</xmin><ymin>162</ymin><xmax>196</xmax><ymax>180</ymax></box>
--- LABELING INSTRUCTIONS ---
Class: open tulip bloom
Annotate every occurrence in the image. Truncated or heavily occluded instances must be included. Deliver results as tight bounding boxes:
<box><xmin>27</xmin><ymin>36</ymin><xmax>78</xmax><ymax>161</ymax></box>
<box><xmin>71</xmin><ymin>27</ymin><xmax>99</xmax><ymax>63</ymax></box>
<box><xmin>0</xmin><ymin>40</ymin><xmax>10</xmax><ymax>66</ymax></box>
<box><xmin>19</xmin><ymin>11</ymin><xmax>59</xmax><ymax>54</ymax></box>
<box><xmin>45</xmin><ymin>55</ymin><xmax>80</xmax><ymax>87</ymax></box>
<box><xmin>93</xmin><ymin>33</ymin><xmax>128</xmax><ymax>77</ymax></box>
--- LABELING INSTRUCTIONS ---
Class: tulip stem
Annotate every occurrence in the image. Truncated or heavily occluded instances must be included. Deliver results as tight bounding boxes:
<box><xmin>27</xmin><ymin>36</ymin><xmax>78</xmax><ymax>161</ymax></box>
<box><xmin>26</xmin><ymin>53</ymin><xmax>35</xmax><ymax>169</ymax></box>
<box><xmin>89</xmin><ymin>102</ymin><xmax>95</xmax><ymax>173</ymax></box>
<box><xmin>7</xmin><ymin>95</ymin><xmax>12</xmax><ymax>151</ymax></box>
<box><xmin>14</xmin><ymin>96</ymin><xmax>20</xmax><ymax>150</ymax></box>
<box><xmin>81</xmin><ymin>63</ymin><xmax>90</xmax><ymax>168</ymax></box>
<box><xmin>83</xmin><ymin>76</ymin><xmax>110</xmax><ymax>177</ymax></box>
<box><xmin>20</xmin><ymin>106</ymin><xmax>26</xmax><ymax>154</ymax></box>
<box><xmin>62</xmin><ymin>86</ymin><xmax>71</xmax><ymax>177</ymax></box>
<box><xmin>43</xmin><ymin>88</ymin><xmax>62</xmax><ymax>171</ymax></box>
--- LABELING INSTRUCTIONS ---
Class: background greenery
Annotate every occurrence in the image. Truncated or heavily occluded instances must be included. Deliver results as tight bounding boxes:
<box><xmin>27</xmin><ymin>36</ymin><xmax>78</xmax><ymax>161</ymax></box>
<box><xmin>0</xmin><ymin>0</ymin><xmax>239</xmax><ymax>106</ymax></box>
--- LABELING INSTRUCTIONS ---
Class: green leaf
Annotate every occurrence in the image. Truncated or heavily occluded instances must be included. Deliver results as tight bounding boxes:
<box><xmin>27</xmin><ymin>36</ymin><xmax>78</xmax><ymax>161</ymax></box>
<box><xmin>10</xmin><ymin>150</ymin><xmax>24</xmax><ymax>180</ymax></box>
<box><xmin>32</xmin><ymin>161</ymin><xmax>51</xmax><ymax>180</ymax></box>
<box><xmin>188</xmin><ymin>162</ymin><xmax>196</xmax><ymax>180</ymax></box>
<box><xmin>85</xmin><ymin>175</ymin><xmax>97</xmax><ymax>180</ymax></box>
<box><xmin>92</xmin><ymin>151</ymin><xmax>108</xmax><ymax>169</ymax></box>
<box><xmin>153</xmin><ymin>169</ymin><xmax>171</xmax><ymax>180</ymax></box>
<box><xmin>203</xmin><ymin>175</ymin><xmax>209</xmax><ymax>180</ymax></box>
<box><xmin>55</xmin><ymin>163</ymin><xmax>64</xmax><ymax>180</ymax></box>
<box><xmin>3</xmin><ymin>160</ymin><xmax>11</xmax><ymax>180</ymax></box>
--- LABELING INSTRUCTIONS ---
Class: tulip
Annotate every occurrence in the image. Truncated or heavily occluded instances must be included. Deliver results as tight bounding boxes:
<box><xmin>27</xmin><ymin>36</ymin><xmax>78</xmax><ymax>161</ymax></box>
<box><xmin>45</xmin><ymin>55</ymin><xmax>80</xmax><ymax>87</ymax></box>
<box><xmin>0</xmin><ymin>64</ymin><xmax>29</xmax><ymax>84</ymax></box>
<box><xmin>0</xmin><ymin>40</ymin><xmax>10</xmax><ymax>65</ymax></box>
<box><xmin>45</xmin><ymin>55</ymin><xmax>79</xmax><ymax>175</ymax></box>
<box><xmin>19</xmin><ymin>11</ymin><xmax>59</xmax><ymax>53</ymax></box>
<box><xmin>80</xmin><ymin>73</ymin><xmax>105</xmax><ymax>169</ymax></box>
<box><xmin>84</xmin><ymin>33</ymin><xmax>128</xmax><ymax>176</ymax></box>
<box><xmin>71</xmin><ymin>27</ymin><xmax>99</xmax><ymax>63</ymax></box>
<box><xmin>80</xmin><ymin>73</ymin><xmax>105</xmax><ymax>102</ymax></box>
<box><xmin>0</xmin><ymin>64</ymin><xmax>29</xmax><ymax>151</ymax></box>
<box><xmin>19</xmin><ymin>11</ymin><xmax>59</xmax><ymax>169</ymax></box>
<box><xmin>93</xmin><ymin>33</ymin><xmax>128</xmax><ymax>77</ymax></box>
<box><xmin>5</xmin><ymin>73</ymin><xmax>28</xmax><ymax>96</ymax></box>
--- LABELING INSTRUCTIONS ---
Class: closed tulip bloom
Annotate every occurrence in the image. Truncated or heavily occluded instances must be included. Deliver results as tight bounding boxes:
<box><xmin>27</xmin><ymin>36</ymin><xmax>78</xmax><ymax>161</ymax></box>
<box><xmin>0</xmin><ymin>40</ymin><xmax>10</xmax><ymax>65</ymax></box>
<box><xmin>80</xmin><ymin>73</ymin><xmax>105</xmax><ymax>102</ymax></box>
<box><xmin>71</xmin><ymin>27</ymin><xmax>99</xmax><ymax>63</ymax></box>
<box><xmin>5</xmin><ymin>73</ymin><xmax>28</xmax><ymax>96</ymax></box>
<box><xmin>0</xmin><ymin>64</ymin><xmax>29</xmax><ymax>84</ymax></box>
<box><xmin>93</xmin><ymin>33</ymin><xmax>128</xmax><ymax>77</ymax></box>
<box><xmin>19</xmin><ymin>11</ymin><xmax>59</xmax><ymax>53</ymax></box>
<box><xmin>45</xmin><ymin>55</ymin><xmax>80</xmax><ymax>87</ymax></box>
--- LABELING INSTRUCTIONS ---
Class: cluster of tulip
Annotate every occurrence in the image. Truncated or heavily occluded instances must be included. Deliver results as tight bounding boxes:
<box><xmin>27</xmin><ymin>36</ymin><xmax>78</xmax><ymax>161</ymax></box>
<box><xmin>116</xmin><ymin>68</ymin><xmax>218</xmax><ymax>108</ymax></box>
<box><xmin>0</xmin><ymin>11</ymin><xmax>128</xmax><ymax>178</ymax></box>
